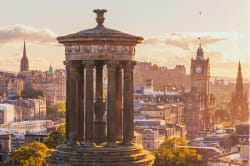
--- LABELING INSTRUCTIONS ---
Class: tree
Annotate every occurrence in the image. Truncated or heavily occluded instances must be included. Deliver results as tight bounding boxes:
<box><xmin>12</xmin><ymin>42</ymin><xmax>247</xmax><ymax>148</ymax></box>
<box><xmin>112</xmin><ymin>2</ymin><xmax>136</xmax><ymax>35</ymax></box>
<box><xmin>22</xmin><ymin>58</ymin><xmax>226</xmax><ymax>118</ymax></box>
<box><xmin>10</xmin><ymin>142</ymin><xmax>51</xmax><ymax>166</ymax></box>
<box><xmin>21</xmin><ymin>87</ymin><xmax>44</xmax><ymax>99</ymax></box>
<box><xmin>44</xmin><ymin>124</ymin><xmax>65</xmax><ymax>149</ymax></box>
<box><xmin>47</xmin><ymin>101</ymin><xmax>66</xmax><ymax>120</ymax></box>
<box><xmin>154</xmin><ymin>138</ymin><xmax>201</xmax><ymax>166</ymax></box>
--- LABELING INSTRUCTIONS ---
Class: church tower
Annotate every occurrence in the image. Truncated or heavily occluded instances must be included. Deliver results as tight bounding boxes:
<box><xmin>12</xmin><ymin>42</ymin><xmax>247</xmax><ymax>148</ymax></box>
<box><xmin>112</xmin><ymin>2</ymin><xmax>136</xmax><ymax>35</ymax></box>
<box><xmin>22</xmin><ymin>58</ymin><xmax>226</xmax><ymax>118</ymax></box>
<box><xmin>20</xmin><ymin>41</ymin><xmax>29</xmax><ymax>72</ymax></box>
<box><xmin>231</xmin><ymin>62</ymin><xmax>249</xmax><ymax>122</ymax></box>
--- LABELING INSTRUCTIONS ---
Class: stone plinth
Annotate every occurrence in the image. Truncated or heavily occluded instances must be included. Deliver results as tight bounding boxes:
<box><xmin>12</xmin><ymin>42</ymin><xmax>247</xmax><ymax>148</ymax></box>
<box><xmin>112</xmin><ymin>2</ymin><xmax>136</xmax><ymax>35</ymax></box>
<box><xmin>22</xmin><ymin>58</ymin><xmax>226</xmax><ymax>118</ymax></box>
<box><xmin>47</xmin><ymin>144</ymin><xmax>154</xmax><ymax>166</ymax></box>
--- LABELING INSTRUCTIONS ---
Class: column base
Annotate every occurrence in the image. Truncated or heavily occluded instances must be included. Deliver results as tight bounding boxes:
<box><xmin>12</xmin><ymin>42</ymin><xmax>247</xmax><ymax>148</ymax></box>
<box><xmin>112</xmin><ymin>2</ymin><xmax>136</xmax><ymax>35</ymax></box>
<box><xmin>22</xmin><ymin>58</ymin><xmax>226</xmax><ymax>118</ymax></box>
<box><xmin>56</xmin><ymin>142</ymin><xmax>75</xmax><ymax>152</ymax></box>
<box><xmin>94</xmin><ymin>120</ymin><xmax>106</xmax><ymax>144</ymax></box>
<box><xmin>47</xmin><ymin>143</ymin><xmax>154</xmax><ymax>166</ymax></box>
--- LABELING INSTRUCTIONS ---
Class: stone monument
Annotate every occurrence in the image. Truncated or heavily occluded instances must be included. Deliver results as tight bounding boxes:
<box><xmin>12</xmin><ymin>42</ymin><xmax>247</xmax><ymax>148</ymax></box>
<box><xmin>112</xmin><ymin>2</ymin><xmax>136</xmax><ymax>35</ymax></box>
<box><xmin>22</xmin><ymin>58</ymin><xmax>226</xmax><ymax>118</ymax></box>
<box><xmin>47</xmin><ymin>9</ymin><xmax>154</xmax><ymax>166</ymax></box>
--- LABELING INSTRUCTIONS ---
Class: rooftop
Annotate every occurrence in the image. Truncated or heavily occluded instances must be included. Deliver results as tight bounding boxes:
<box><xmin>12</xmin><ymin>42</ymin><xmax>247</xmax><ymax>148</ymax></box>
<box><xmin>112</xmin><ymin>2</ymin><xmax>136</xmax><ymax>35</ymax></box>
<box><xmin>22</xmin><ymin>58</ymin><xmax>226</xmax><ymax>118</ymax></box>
<box><xmin>57</xmin><ymin>9</ymin><xmax>143</xmax><ymax>44</ymax></box>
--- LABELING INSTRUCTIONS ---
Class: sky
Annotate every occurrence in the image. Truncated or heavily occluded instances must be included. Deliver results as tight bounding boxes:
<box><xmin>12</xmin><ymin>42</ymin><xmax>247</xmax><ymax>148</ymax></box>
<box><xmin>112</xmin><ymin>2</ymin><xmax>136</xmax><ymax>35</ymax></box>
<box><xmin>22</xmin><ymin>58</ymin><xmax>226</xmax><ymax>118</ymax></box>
<box><xmin>0</xmin><ymin>0</ymin><xmax>249</xmax><ymax>80</ymax></box>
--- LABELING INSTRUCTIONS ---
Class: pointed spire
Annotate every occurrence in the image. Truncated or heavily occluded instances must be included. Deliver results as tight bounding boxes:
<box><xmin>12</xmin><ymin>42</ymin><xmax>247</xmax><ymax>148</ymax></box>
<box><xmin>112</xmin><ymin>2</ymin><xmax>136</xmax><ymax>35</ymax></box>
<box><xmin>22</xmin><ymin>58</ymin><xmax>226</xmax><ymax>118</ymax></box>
<box><xmin>235</xmin><ymin>61</ymin><xmax>243</xmax><ymax>97</ymax></box>
<box><xmin>23</xmin><ymin>40</ymin><xmax>26</xmax><ymax>58</ymax></box>
<box><xmin>196</xmin><ymin>37</ymin><xmax>204</xmax><ymax>60</ymax></box>
<box><xmin>237</xmin><ymin>61</ymin><xmax>242</xmax><ymax>80</ymax></box>
<box><xmin>238</xmin><ymin>61</ymin><xmax>241</xmax><ymax>72</ymax></box>
<box><xmin>198</xmin><ymin>37</ymin><xmax>202</xmax><ymax>48</ymax></box>
<box><xmin>20</xmin><ymin>40</ymin><xmax>29</xmax><ymax>72</ymax></box>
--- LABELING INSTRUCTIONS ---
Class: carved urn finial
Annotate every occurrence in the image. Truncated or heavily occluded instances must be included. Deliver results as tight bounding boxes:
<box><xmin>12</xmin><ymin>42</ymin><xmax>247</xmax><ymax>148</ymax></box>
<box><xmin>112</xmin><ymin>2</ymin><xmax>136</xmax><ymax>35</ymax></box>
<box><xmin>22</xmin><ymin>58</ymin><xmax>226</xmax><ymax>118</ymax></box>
<box><xmin>93</xmin><ymin>9</ymin><xmax>107</xmax><ymax>26</ymax></box>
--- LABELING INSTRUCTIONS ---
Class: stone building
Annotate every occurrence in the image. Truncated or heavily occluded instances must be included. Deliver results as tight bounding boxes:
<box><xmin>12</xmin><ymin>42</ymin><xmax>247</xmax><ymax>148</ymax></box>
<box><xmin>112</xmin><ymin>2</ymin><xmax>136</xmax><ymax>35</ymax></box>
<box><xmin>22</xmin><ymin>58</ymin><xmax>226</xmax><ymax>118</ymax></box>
<box><xmin>25</xmin><ymin>133</ymin><xmax>48</xmax><ymax>145</ymax></box>
<box><xmin>141</xmin><ymin>129</ymin><xmax>164</xmax><ymax>152</ymax></box>
<box><xmin>0</xmin><ymin>104</ymin><xmax>15</xmax><ymax>124</ymax></box>
<box><xmin>184</xmin><ymin>42</ymin><xmax>216</xmax><ymax>139</ymax></box>
<box><xmin>230</xmin><ymin>62</ymin><xmax>249</xmax><ymax>123</ymax></box>
<box><xmin>0</xmin><ymin>120</ymin><xmax>53</xmax><ymax>134</ymax></box>
<box><xmin>0</xmin><ymin>134</ymin><xmax>11</xmax><ymax>163</ymax></box>
<box><xmin>235</xmin><ymin>123</ymin><xmax>249</xmax><ymax>143</ymax></box>
<box><xmin>208</xmin><ymin>142</ymin><xmax>249</xmax><ymax>166</ymax></box>
<box><xmin>6</xmin><ymin>78</ymin><xmax>24</xmax><ymax>100</ymax></box>
<box><xmin>134</xmin><ymin>62</ymin><xmax>190</xmax><ymax>91</ymax></box>
<box><xmin>15</xmin><ymin>98</ymin><xmax>46</xmax><ymax>121</ymax></box>
<box><xmin>140</xmin><ymin>104</ymin><xmax>168</xmax><ymax>120</ymax></box>
<box><xmin>47</xmin><ymin>9</ymin><xmax>154</xmax><ymax>165</ymax></box>
<box><xmin>0</xmin><ymin>72</ymin><xmax>24</xmax><ymax>101</ymax></box>
<box><xmin>20</xmin><ymin>67</ymin><xmax>66</xmax><ymax>105</ymax></box>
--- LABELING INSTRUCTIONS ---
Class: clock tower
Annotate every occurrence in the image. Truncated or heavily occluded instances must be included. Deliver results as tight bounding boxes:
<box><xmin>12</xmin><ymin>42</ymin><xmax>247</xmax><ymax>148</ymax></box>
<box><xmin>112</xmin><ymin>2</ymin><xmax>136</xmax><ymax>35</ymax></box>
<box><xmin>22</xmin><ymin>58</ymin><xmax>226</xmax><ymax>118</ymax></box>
<box><xmin>184</xmin><ymin>42</ymin><xmax>215</xmax><ymax>139</ymax></box>
<box><xmin>190</xmin><ymin>43</ymin><xmax>210</xmax><ymax>95</ymax></box>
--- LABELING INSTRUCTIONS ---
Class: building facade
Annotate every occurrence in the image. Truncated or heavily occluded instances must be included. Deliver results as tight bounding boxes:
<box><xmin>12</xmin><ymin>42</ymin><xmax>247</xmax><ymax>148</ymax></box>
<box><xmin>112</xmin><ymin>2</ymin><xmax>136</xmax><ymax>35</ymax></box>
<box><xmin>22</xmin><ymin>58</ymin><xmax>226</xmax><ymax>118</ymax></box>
<box><xmin>19</xmin><ymin>68</ymin><xmax>66</xmax><ymax>105</ymax></box>
<box><xmin>0</xmin><ymin>134</ymin><xmax>11</xmax><ymax>164</ymax></box>
<box><xmin>15</xmin><ymin>98</ymin><xmax>46</xmax><ymax>121</ymax></box>
<box><xmin>184</xmin><ymin>43</ymin><xmax>215</xmax><ymax>139</ymax></box>
<box><xmin>0</xmin><ymin>104</ymin><xmax>15</xmax><ymax>124</ymax></box>
<box><xmin>134</xmin><ymin>62</ymin><xmax>190</xmax><ymax>91</ymax></box>
<box><xmin>141</xmin><ymin>129</ymin><xmax>164</xmax><ymax>152</ymax></box>
<box><xmin>0</xmin><ymin>72</ymin><xmax>24</xmax><ymax>101</ymax></box>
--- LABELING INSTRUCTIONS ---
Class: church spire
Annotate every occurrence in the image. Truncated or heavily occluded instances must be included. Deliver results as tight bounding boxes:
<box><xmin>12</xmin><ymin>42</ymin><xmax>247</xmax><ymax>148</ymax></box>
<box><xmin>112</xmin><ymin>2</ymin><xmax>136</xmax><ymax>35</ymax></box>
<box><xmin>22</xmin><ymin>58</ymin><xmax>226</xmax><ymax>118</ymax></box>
<box><xmin>20</xmin><ymin>40</ymin><xmax>29</xmax><ymax>72</ymax></box>
<box><xmin>23</xmin><ymin>40</ymin><xmax>27</xmax><ymax>58</ymax></box>
<box><xmin>199</xmin><ymin>37</ymin><xmax>202</xmax><ymax>48</ymax></box>
<box><xmin>196</xmin><ymin>37</ymin><xmax>204</xmax><ymax>60</ymax></box>
<box><xmin>236</xmin><ymin>61</ymin><xmax>243</xmax><ymax>96</ymax></box>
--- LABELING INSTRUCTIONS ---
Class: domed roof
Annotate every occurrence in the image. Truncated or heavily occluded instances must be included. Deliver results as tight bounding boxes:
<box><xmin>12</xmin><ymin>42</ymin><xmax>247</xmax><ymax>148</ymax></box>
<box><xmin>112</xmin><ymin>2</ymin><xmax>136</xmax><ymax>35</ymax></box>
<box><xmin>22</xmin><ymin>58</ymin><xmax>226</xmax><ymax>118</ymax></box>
<box><xmin>57</xmin><ymin>9</ymin><xmax>143</xmax><ymax>44</ymax></box>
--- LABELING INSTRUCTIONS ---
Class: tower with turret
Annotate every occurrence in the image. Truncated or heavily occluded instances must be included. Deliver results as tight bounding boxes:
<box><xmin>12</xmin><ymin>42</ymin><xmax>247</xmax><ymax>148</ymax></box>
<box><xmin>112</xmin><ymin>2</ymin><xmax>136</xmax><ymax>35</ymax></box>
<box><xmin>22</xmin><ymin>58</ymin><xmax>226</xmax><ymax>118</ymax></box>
<box><xmin>184</xmin><ymin>40</ymin><xmax>215</xmax><ymax>139</ymax></box>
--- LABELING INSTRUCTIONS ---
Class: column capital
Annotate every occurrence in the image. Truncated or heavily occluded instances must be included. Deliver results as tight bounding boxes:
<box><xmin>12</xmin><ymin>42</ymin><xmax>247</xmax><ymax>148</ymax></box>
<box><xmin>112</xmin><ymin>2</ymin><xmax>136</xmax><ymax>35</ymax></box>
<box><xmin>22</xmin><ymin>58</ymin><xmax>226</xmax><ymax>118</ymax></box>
<box><xmin>95</xmin><ymin>60</ymin><xmax>105</xmax><ymax>67</ymax></box>
<box><xmin>82</xmin><ymin>60</ymin><xmax>95</xmax><ymax>69</ymax></box>
<box><xmin>106</xmin><ymin>61</ymin><xmax>119</xmax><ymax>70</ymax></box>
<box><xmin>64</xmin><ymin>60</ymin><xmax>83</xmax><ymax>70</ymax></box>
<box><xmin>64</xmin><ymin>60</ymin><xmax>73</xmax><ymax>67</ymax></box>
<box><xmin>122</xmin><ymin>61</ymin><xmax>136</xmax><ymax>70</ymax></box>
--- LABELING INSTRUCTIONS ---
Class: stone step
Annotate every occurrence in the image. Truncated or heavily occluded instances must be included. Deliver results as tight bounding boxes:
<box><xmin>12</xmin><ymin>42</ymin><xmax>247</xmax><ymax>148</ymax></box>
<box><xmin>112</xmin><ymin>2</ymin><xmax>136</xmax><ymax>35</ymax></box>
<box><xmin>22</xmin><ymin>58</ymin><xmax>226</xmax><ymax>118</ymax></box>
<box><xmin>51</xmin><ymin>150</ymin><xmax>150</xmax><ymax>162</ymax></box>
<box><xmin>47</xmin><ymin>145</ymin><xmax>155</xmax><ymax>166</ymax></box>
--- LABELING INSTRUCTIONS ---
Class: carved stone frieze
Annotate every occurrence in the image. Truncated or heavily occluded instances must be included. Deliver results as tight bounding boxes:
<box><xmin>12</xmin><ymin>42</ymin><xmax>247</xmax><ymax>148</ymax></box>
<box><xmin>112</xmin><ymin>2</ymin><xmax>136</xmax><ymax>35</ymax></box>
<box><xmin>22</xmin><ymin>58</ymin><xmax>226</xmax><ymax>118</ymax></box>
<box><xmin>65</xmin><ymin>45</ymin><xmax>135</xmax><ymax>61</ymax></box>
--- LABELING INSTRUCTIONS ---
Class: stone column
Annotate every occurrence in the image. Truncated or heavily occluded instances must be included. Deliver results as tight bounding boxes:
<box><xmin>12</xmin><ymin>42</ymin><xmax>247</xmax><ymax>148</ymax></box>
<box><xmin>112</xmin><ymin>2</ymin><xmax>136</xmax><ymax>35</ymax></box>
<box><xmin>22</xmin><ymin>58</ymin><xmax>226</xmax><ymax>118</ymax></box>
<box><xmin>122</xmin><ymin>61</ymin><xmax>135</xmax><ymax>145</ymax></box>
<box><xmin>94</xmin><ymin>61</ymin><xmax>106</xmax><ymax>144</ymax></box>
<box><xmin>66</xmin><ymin>61</ymin><xmax>78</xmax><ymax>145</ymax></box>
<box><xmin>76</xmin><ymin>63</ymin><xmax>84</xmax><ymax>142</ymax></box>
<box><xmin>83</xmin><ymin>61</ymin><xmax>95</xmax><ymax>145</ymax></box>
<box><xmin>115</xmin><ymin>65</ymin><xmax>122</xmax><ymax>141</ymax></box>
<box><xmin>106</xmin><ymin>61</ymin><xmax>118</xmax><ymax>145</ymax></box>
<box><xmin>64</xmin><ymin>61</ymin><xmax>70</xmax><ymax>142</ymax></box>
<box><xmin>95</xmin><ymin>61</ymin><xmax>104</xmax><ymax>99</ymax></box>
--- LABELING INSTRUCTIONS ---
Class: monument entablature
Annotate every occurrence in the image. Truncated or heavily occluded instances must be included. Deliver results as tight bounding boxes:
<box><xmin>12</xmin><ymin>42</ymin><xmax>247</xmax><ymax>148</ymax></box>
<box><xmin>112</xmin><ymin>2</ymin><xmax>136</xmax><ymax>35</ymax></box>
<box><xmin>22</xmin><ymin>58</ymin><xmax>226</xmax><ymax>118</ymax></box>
<box><xmin>65</xmin><ymin>44</ymin><xmax>135</xmax><ymax>61</ymax></box>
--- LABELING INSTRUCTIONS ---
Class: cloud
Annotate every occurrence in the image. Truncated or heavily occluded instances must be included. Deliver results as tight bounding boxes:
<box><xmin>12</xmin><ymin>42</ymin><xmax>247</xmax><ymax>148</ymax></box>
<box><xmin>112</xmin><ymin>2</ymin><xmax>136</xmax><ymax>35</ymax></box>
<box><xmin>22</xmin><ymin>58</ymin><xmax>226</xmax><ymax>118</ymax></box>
<box><xmin>0</xmin><ymin>24</ymin><xmax>57</xmax><ymax>45</ymax></box>
<box><xmin>143</xmin><ymin>32</ymin><xmax>241</xmax><ymax>51</ymax></box>
<box><xmin>0</xmin><ymin>53</ymin><xmax>20</xmax><ymax>71</ymax></box>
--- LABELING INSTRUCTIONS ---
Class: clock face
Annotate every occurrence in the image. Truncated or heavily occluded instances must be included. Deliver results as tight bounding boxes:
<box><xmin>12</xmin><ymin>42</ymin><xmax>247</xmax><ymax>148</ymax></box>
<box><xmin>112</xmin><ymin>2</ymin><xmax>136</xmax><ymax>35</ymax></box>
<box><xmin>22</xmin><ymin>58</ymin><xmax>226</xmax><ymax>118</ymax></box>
<box><xmin>195</xmin><ymin>66</ymin><xmax>202</xmax><ymax>73</ymax></box>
